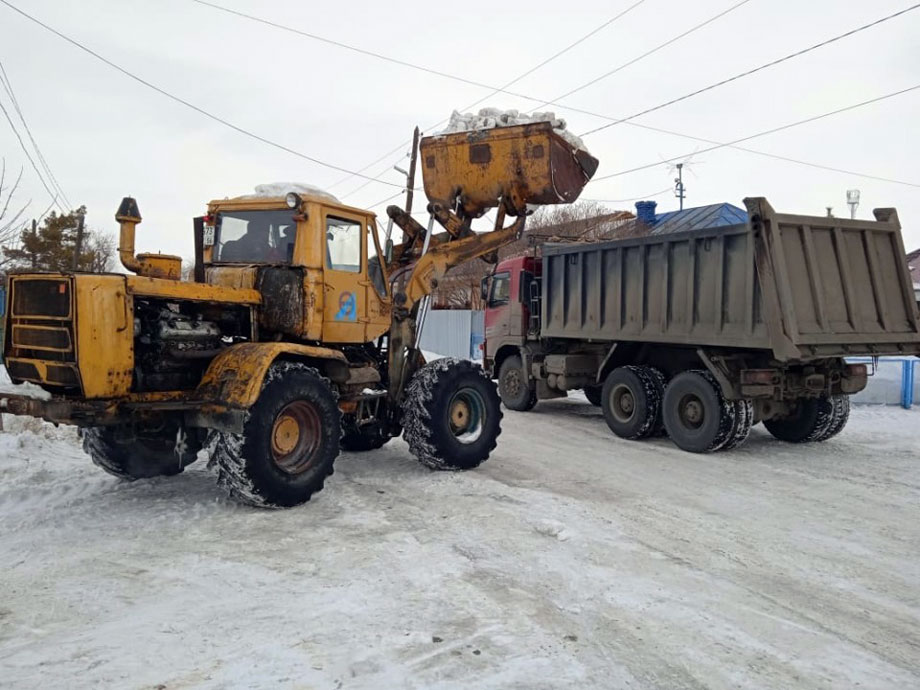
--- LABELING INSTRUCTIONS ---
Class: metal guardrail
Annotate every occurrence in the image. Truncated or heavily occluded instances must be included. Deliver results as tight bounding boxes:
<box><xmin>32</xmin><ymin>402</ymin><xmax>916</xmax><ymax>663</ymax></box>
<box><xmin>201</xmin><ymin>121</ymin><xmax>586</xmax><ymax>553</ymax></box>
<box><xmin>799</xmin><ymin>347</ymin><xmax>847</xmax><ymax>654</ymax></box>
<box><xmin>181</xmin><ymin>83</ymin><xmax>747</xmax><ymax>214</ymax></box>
<box><xmin>847</xmin><ymin>357</ymin><xmax>917</xmax><ymax>409</ymax></box>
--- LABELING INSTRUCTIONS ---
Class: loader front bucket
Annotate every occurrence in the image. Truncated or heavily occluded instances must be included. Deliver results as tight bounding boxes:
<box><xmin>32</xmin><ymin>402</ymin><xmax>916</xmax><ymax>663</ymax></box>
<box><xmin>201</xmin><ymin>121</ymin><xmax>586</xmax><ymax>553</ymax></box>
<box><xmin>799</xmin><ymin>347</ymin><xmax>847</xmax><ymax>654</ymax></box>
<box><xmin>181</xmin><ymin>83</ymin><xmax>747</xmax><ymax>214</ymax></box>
<box><xmin>420</xmin><ymin>121</ymin><xmax>599</xmax><ymax>218</ymax></box>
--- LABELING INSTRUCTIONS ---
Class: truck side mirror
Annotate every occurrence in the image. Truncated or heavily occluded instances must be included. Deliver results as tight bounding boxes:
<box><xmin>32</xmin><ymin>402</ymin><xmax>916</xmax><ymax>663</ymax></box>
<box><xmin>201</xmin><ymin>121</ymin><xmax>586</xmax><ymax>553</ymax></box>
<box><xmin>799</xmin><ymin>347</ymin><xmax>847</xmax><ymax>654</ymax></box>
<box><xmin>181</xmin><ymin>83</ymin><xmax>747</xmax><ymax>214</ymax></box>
<box><xmin>385</xmin><ymin>238</ymin><xmax>394</xmax><ymax>264</ymax></box>
<box><xmin>480</xmin><ymin>276</ymin><xmax>489</xmax><ymax>302</ymax></box>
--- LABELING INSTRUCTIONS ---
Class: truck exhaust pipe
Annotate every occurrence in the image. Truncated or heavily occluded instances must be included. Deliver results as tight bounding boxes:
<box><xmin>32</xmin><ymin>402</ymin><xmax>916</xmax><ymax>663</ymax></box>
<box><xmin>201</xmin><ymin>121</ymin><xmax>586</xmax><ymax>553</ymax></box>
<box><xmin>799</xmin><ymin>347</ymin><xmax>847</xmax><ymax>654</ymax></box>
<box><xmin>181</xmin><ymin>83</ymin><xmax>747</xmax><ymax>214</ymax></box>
<box><xmin>115</xmin><ymin>196</ymin><xmax>183</xmax><ymax>280</ymax></box>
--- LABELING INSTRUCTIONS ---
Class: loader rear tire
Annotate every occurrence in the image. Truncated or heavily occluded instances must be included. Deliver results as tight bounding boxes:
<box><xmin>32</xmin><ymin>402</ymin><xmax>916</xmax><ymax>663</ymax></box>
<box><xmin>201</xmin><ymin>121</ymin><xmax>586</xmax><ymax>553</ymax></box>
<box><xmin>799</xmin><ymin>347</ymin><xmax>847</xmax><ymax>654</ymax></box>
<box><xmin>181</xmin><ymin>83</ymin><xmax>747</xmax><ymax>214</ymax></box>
<box><xmin>403</xmin><ymin>358</ymin><xmax>502</xmax><ymax>470</ymax></box>
<box><xmin>662</xmin><ymin>370</ymin><xmax>736</xmax><ymax>453</ymax></box>
<box><xmin>82</xmin><ymin>419</ymin><xmax>199</xmax><ymax>480</ymax></box>
<box><xmin>764</xmin><ymin>396</ymin><xmax>834</xmax><ymax>444</ymax></box>
<box><xmin>498</xmin><ymin>355</ymin><xmax>537</xmax><ymax>411</ymax></box>
<box><xmin>210</xmin><ymin>362</ymin><xmax>340</xmax><ymax>508</ymax></box>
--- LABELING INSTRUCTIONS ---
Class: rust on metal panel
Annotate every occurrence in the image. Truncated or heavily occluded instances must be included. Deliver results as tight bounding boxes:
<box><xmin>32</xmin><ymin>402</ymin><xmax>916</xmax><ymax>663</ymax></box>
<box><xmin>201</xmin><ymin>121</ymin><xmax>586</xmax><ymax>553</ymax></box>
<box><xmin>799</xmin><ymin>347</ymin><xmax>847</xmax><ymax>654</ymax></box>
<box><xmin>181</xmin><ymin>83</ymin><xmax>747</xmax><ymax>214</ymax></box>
<box><xmin>420</xmin><ymin>122</ymin><xmax>598</xmax><ymax>217</ymax></box>
<box><xmin>127</xmin><ymin>275</ymin><xmax>261</xmax><ymax>305</ymax></box>
<box><xmin>196</xmin><ymin>342</ymin><xmax>346</xmax><ymax>409</ymax></box>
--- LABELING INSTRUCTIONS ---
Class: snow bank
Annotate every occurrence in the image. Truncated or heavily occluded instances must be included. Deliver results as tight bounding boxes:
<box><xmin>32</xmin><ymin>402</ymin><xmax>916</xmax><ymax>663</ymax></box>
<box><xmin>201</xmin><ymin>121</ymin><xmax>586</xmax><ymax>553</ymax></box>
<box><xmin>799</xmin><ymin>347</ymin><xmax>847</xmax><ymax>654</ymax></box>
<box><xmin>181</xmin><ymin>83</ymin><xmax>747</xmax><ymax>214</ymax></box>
<box><xmin>234</xmin><ymin>182</ymin><xmax>341</xmax><ymax>204</ymax></box>
<box><xmin>439</xmin><ymin>108</ymin><xmax>589</xmax><ymax>154</ymax></box>
<box><xmin>0</xmin><ymin>366</ymin><xmax>50</xmax><ymax>400</ymax></box>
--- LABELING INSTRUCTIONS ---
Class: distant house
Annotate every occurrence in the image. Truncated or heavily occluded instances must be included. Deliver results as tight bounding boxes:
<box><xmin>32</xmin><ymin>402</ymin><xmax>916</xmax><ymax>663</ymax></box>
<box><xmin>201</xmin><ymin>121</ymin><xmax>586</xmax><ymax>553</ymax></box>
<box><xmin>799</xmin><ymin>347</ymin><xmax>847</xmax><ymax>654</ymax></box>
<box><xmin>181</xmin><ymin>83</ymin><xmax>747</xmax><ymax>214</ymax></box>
<box><xmin>604</xmin><ymin>200</ymin><xmax>748</xmax><ymax>239</ymax></box>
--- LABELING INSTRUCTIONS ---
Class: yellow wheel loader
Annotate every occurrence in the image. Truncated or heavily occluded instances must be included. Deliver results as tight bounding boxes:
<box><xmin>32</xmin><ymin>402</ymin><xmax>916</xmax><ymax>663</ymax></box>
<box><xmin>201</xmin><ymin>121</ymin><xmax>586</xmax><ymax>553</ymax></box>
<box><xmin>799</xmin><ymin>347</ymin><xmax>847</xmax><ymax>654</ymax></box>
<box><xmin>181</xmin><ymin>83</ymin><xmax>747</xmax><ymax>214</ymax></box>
<box><xmin>1</xmin><ymin>123</ymin><xmax>597</xmax><ymax>507</ymax></box>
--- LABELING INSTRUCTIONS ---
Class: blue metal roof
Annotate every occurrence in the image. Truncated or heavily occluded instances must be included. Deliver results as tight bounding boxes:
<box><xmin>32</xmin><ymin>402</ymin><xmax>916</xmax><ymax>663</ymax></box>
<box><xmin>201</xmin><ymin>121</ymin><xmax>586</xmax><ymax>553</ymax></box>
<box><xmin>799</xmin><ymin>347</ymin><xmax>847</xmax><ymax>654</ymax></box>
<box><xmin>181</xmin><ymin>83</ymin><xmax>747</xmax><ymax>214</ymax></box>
<box><xmin>648</xmin><ymin>203</ymin><xmax>748</xmax><ymax>236</ymax></box>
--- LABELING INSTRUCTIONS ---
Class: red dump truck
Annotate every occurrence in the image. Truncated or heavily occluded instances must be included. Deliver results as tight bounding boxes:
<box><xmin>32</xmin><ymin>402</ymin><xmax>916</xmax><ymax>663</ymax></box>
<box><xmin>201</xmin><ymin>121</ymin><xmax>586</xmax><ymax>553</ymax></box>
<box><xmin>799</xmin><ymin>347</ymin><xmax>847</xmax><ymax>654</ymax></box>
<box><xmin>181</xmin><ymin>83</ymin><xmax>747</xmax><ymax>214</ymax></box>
<box><xmin>482</xmin><ymin>197</ymin><xmax>920</xmax><ymax>452</ymax></box>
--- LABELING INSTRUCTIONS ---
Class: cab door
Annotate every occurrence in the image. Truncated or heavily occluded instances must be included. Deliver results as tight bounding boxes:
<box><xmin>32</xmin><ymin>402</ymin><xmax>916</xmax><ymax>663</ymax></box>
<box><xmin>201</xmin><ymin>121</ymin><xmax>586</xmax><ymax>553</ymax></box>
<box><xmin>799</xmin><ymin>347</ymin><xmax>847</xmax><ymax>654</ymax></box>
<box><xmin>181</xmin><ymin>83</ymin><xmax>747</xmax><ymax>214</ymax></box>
<box><xmin>322</xmin><ymin>210</ymin><xmax>368</xmax><ymax>343</ymax></box>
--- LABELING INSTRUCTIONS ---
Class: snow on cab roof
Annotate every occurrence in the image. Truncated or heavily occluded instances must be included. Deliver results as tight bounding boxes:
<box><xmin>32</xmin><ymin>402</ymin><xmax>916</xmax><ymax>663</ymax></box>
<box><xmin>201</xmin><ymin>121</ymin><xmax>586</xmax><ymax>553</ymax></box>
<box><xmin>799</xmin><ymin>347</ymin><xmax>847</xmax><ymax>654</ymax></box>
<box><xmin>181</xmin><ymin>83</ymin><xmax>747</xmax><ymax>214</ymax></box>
<box><xmin>438</xmin><ymin>108</ymin><xmax>590</xmax><ymax>154</ymax></box>
<box><xmin>232</xmin><ymin>182</ymin><xmax>341</xmax><ymax>204</ymax></box>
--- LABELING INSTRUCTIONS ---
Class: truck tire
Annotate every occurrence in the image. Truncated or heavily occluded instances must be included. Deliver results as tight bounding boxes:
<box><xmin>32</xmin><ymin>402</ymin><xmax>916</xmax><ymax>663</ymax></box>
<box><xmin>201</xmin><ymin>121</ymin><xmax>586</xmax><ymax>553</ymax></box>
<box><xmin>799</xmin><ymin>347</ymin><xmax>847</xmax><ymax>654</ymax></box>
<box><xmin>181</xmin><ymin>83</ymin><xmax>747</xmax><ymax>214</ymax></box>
<box><xmin>819</xmin><ymin>394</ymin><xmax>850</xmax><ymax>441</ymax></box>
<box><xmin>662</xmin><ymin>370</ymin><xmax>736</xmax><ymax>453</ymax></box>
<box><xmin>341</xmin><ymin>420</ymin><xmax>391</xmax><ymax>452</ymax></box>
<box><xmin>210</xmin><ymin>362</ymin><xmax>340</xmax><ymax>508</ymax></box>
<box><xmin>403</xmin><ymin>358</ymin><xmax>502</xmax><ymax>470</ymax></box>
<box><xmin>583</xmin><ymin>385</ymin><xmax>603</xmax><ymax>407</ymax></box>
<box><xmin>601</xmin><ymin>366</ymin><xmax>662</xmax><ymax>440</ymax></box>
<box><xmin>763</xmin><ymin>396</ymin><xmax>834</xmax><ymax>444</ymax></box>
<box><xmin>82</xmin><ymin>420</ymin><xmax>199</xmax><ymax>480</ymax></box>
<box><xmin>722</xmin><ymin>399</ymin><xmax>754</xmax><ymax>451</ymax></box>
<box><xmin>498</xmin><ymin>355</ymin><xmax>537</xmax><ymax>411</ymax></box>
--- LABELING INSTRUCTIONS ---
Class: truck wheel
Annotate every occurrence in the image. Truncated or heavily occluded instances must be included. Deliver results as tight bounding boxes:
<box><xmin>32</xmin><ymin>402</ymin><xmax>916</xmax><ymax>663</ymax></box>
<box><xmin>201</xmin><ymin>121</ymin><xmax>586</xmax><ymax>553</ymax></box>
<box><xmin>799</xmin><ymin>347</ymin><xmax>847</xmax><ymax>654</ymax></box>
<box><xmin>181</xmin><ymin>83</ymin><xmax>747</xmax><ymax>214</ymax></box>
<box><xmin>722</xmin><ymin>399</ymin><xmax>754</xmax><ymax>451</ymax></box>
<box><xmin>583</xmin><ymin>385</ymin><xmax>603</xmax><ymax>407</ymax></box>
<box><xmin>763</xmin><ymin>396</ymin><xmax>834</xmax><ymax>443</ymax></box>
<box><xmin>662</xmin><ymin>370</ymin><xmax>736</xmax><ymax>453</ymax></box>
<box><xmin>601</xmin><ymin>366</ymin><xmax>662</xmax><ymax>440</ymax></box>
<box><xmin>403</xmin><ymin>358</ymin><xmax>502</xmax><ymax>470</ymax></box>
<box><xmin>819</xmin><ymin>394</ymin><xmax>850</xmax><ymax>441</ymax></box>
<box><xmin>498</xmin><ymin>355</ymin><xmax>537</xmax><ymax>411</ymax></box>
<box><xmin>210</xmin><ymin>362</ymin><xmax>340</xmax><ymax>508</ymax></box>
<box><xmin>82</xmin><ymin>419</ymin><xmax>199</xmax><ymax>480</ymax></box>
<box><xmin>341</xmin><ymin>420</ymin><xmax>391</xmax><ymax>452</ymax></box>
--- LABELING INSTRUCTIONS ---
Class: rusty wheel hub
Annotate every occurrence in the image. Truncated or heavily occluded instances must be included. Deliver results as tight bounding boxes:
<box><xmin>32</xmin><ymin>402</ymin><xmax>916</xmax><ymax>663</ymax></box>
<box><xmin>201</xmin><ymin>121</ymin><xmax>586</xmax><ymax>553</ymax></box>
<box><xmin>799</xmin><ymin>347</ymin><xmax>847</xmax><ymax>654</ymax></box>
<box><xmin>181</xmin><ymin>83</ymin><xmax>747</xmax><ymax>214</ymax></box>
<box><xmin>270</xmin><ymin>401</ymin><xmax>322</xmax><ymax>475</ymax></box>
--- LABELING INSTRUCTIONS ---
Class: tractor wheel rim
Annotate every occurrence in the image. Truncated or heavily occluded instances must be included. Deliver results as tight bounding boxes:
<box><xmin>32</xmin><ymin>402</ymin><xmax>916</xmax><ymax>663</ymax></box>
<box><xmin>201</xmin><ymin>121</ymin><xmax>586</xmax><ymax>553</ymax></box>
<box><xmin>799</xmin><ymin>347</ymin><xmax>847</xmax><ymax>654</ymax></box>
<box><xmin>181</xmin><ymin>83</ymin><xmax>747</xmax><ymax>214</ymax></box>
<box><xmin>447</xmin><ymin>387</ymin><xmax>485</xmax><ymax>444</ymax></box>
<box><xmin>611</xmin><ymin>383</ymin><xmax>636</xmax><ymax>423</ymax></box>
<box><xmin>271</xmin><ymin>400</ymin><xmax>322</xmax><ymax>475</ymax></box>
<box><xmin>679</xmin><ymin>394</ymin><xmax>705</xmax><ymax>429</ymax></box>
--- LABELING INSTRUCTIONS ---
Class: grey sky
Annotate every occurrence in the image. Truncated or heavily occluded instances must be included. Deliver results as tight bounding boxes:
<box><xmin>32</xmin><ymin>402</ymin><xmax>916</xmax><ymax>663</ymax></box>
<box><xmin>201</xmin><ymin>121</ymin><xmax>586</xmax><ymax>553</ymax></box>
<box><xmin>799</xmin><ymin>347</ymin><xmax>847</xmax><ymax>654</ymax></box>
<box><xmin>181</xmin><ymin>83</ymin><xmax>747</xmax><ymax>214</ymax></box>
<box><xmin>1</xmin><ymin>0</ymin><xmax>918</xmax><ymax>261</ymax></box>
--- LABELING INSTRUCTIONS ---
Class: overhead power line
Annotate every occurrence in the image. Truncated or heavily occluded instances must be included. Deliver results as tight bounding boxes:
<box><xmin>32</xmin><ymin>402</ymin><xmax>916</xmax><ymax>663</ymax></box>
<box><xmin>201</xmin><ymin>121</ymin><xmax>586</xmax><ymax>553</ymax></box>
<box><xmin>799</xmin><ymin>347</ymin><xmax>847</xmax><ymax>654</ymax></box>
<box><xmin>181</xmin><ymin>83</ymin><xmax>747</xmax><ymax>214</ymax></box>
<box><xmin>539</xmin><ymin>0</ymin><xmax>754</xmax><ymax>109</ymax></box>
<box><xmin>0</xmin><ymin>96</ymin><xmax>62</xmax><ymax>211</ymax></box>
<box><xmin>583</xmin><ymin>188</ymin><xmax>672</xmax><ymax>204</ymax></box>
<box><xmin>580</xmin><ymin>2</ymin><xmax>920</xmax><ymax>137</ymax></box>
<box><xmin>0</xmin><ymin>0</ymin><xmax>406</xmax><ymax>188</ymax></box>
<box><xmin>331</xmin><ymin>0</ymin><xmax>650</xmax><ymax>195</ymax></box>
<box><xmin>0</xmin><ymin>57</ymin><xmax>71</xmax><ymax>208</ymax></box>
<box><xmin>592</xmin><ymin>84</ymin><xmax>920</xmax><ymax>184</ymax></box>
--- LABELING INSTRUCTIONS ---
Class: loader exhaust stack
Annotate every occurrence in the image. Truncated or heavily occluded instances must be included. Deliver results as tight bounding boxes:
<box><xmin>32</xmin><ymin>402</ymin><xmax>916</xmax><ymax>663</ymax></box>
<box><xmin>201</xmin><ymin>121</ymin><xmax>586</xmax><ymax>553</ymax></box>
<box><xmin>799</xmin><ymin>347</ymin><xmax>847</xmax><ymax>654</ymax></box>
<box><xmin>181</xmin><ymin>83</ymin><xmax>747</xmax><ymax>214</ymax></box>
<box><xmin>115</xmin><ymin>196</ymin><xmax>182</xmax><ymax>280</ymax></box>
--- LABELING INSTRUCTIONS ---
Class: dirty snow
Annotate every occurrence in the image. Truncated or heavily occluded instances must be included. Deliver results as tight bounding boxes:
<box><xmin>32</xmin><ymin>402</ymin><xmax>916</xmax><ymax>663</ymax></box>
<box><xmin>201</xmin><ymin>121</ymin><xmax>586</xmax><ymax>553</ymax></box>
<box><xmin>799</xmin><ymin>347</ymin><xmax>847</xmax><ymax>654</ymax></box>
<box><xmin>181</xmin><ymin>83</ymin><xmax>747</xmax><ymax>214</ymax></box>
<box><xmin>233</xmin><ymin>182</ymin><xmax>341</xmax><ymax>204</ymax></box>
<box><xmin>439</xmin><ymin>108</ymin><xmax>589</xmax><ymax>154</ymax></box>
<box><xmin>0</xmin><ymin>366</ymin><xmax>50</xmax><ymax>401</ymax></box>
<box><xmin>1</xmin><ymin>401</ymin><xmax>919</xmax><ymax>689</ymax></box>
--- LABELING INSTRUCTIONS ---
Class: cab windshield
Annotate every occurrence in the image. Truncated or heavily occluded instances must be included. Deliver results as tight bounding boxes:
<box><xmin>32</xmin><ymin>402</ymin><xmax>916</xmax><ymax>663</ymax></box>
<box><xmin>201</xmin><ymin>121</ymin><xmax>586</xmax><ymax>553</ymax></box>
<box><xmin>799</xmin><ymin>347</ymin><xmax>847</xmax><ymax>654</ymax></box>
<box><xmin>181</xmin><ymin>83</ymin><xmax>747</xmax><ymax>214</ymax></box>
<box><xmin>214</xmin><ymin>210</ymin><xmax>297</xmax><ymax>263</ymax></box>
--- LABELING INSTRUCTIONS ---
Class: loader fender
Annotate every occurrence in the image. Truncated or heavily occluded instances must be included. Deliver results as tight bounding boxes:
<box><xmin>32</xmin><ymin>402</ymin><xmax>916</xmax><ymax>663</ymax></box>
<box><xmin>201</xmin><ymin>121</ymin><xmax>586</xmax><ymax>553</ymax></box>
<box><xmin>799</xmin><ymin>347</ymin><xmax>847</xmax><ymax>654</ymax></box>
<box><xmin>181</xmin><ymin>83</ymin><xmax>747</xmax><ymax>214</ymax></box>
<box><xmin>196</xmin><ymin>342</ymin><xmax>347</xmax><ymax>410</ymax></box>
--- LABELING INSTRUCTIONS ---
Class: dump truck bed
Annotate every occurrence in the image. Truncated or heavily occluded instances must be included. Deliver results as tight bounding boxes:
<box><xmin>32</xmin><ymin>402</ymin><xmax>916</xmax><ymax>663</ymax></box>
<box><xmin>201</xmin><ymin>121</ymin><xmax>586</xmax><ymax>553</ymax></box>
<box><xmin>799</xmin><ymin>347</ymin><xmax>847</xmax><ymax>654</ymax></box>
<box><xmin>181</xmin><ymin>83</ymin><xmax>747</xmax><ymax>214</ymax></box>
<box><xmin>539</xmin><ymin>197</ymin><xmax>920</xmax><ymax>361</ymax></box>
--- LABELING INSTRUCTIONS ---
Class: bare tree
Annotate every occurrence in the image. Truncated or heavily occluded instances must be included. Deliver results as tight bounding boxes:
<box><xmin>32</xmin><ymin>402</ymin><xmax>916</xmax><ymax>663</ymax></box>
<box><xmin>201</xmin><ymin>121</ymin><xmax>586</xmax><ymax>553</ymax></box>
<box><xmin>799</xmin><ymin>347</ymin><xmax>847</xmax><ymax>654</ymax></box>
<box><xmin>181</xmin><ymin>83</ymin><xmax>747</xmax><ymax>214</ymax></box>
<box><xmin>0</xmin><ymin>158</ymin><xmax>30</xmax><ymax>268</ymax></box>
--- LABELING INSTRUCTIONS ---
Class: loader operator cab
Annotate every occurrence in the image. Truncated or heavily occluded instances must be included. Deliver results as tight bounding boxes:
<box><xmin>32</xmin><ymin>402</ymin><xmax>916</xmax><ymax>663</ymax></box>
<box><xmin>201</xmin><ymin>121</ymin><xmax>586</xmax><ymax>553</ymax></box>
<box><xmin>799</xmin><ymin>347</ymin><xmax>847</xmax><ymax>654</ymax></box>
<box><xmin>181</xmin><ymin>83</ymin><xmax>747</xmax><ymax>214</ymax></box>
<box><xmin>201</xmin><ymin>190</ymin><xmax>392</xmax><ymax>344</ymax></box>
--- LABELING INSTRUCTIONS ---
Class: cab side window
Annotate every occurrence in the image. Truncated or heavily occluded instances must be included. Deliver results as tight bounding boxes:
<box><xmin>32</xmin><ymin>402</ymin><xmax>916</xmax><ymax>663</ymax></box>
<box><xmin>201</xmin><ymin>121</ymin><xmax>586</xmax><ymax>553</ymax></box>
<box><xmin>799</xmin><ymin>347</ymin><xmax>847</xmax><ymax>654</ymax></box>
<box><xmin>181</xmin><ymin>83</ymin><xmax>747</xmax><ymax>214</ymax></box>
<box><xmin>326</xmin><ymin>216</ymin><xmax>362</xmax><ymax>272</ymax></box>
<box><xmin>489</xmin><ymin>272</ymin><xmax>511</xmax><ymax>307</ymax></box>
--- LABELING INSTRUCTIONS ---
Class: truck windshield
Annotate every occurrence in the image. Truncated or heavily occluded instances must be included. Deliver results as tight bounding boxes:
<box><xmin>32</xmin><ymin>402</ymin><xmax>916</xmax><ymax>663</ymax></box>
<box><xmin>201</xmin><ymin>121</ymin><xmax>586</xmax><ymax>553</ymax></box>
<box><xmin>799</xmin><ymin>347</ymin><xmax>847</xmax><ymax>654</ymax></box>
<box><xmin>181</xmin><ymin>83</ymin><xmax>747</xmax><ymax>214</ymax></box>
<box><xmin>215</xmin><ymin>210</ymin><xmax>297</xmax><ymax>263</ymax></box>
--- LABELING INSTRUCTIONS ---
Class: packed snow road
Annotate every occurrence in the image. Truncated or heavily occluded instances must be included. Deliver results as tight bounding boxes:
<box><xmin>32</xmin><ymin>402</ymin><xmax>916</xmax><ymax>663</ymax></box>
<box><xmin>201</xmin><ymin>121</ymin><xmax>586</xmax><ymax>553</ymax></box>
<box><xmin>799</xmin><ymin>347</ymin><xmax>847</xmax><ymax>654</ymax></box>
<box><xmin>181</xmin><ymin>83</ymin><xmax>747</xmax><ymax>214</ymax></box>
<box><xmin>0</xmin><ymin>400</ymin><xmax>918</xmax><ymax>689</ymax></box>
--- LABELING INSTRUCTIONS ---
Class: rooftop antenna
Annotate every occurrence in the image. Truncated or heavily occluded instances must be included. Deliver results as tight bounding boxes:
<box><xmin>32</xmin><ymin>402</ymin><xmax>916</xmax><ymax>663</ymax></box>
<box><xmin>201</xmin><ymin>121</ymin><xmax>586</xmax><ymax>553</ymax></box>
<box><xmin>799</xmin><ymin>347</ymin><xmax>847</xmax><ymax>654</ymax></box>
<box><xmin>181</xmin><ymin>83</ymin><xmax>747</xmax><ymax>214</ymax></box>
<box><xmin>846</xmin><ymin>189</ymin><xmax>860</xmax><ymax>220</ymax></box>
<box><xmin>661</xmin><ymin>152</ymin><xmax>701</xmax><ymax>211</ymax></box>
<box><xmin>826</xmin><ymin>207</ymin><xmax>834</xmax><ymax>218</ymax></box>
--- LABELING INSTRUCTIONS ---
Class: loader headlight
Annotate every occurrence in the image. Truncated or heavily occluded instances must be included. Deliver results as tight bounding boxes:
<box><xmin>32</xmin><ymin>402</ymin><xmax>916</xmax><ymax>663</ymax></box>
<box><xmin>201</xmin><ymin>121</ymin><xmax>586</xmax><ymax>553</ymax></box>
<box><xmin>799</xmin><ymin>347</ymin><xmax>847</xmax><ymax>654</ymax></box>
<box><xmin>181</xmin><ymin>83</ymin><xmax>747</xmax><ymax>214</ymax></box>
<box><xmin>285</xmin><ymin>192</ymin><xmax>302</xmax><ymax>209</ymax></box>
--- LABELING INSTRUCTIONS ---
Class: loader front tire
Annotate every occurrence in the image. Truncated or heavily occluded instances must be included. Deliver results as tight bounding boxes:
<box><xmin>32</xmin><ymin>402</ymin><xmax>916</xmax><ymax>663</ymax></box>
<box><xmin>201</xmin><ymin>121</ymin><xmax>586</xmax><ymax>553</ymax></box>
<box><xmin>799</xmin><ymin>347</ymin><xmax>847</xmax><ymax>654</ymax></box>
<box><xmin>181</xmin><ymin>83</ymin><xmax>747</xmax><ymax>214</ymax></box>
<box><xmin>82</xmin><ymin>419</ymin><xmax>199</xmax><ymax>480</ymax></box>
<box><xmin>210</xmin><ymin>362</ymin><xmax>340</xmax><ymax>508</ymax></box>
<box><xmin>403</xmin><ymin>358</ymin><xmax>502</xmax><ymax>470</ymax></box>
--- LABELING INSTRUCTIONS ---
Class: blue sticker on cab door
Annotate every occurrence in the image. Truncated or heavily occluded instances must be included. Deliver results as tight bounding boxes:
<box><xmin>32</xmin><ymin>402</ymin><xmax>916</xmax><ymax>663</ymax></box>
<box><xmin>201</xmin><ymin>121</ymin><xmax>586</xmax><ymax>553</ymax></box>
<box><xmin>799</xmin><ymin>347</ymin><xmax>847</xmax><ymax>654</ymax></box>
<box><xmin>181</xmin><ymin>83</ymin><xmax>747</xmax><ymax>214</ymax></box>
<box><xmin>335</xmin><ymin>291</ymin><xmax>357</xmax><ymax>321</ymax></box>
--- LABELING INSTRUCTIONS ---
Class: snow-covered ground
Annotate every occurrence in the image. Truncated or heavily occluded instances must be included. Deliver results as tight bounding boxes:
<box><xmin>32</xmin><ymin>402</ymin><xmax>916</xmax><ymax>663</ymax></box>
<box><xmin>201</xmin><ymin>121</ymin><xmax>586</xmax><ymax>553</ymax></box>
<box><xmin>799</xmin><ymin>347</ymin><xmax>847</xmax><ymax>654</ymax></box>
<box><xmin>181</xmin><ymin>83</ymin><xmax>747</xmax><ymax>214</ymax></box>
<box><xmin>1</xmin><ymin>400</ymin><xmax>919</xmax><ymax>689</ymax></box>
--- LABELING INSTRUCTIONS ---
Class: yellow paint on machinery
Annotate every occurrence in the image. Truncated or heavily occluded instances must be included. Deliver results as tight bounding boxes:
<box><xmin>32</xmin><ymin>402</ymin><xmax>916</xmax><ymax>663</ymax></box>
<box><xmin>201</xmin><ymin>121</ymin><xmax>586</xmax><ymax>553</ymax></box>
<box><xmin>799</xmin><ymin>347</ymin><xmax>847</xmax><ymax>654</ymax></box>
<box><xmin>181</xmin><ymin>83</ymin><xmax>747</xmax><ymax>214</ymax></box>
<box><xmin>195</xmin><ymin>342</ymin><xmax>347</xmax><ymax>409</ymax></box>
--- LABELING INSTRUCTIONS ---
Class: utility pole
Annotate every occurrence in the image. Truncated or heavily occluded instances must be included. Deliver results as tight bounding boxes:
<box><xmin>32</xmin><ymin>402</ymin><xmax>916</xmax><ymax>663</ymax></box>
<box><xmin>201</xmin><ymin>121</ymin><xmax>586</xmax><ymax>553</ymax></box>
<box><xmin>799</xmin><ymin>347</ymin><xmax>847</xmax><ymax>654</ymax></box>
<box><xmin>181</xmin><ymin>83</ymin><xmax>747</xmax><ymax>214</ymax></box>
<box><xmin>72</xmin><ymin>211</ymin><xmax>85</xmax><ymax>271</ymax></box>
<box><xmin>30</xmin><ymin>218</ymin><xmax>37</xmax><ymax>269</ymax></box>
<box><xmin>674</xmin><ymin>162</ymin><xmax>686</xmax><ymax>210</ymax></box>
<box><xmin>405</xmin><ymin>126</ymin><xmax>420</xmax><ymax>216</ymax></box>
